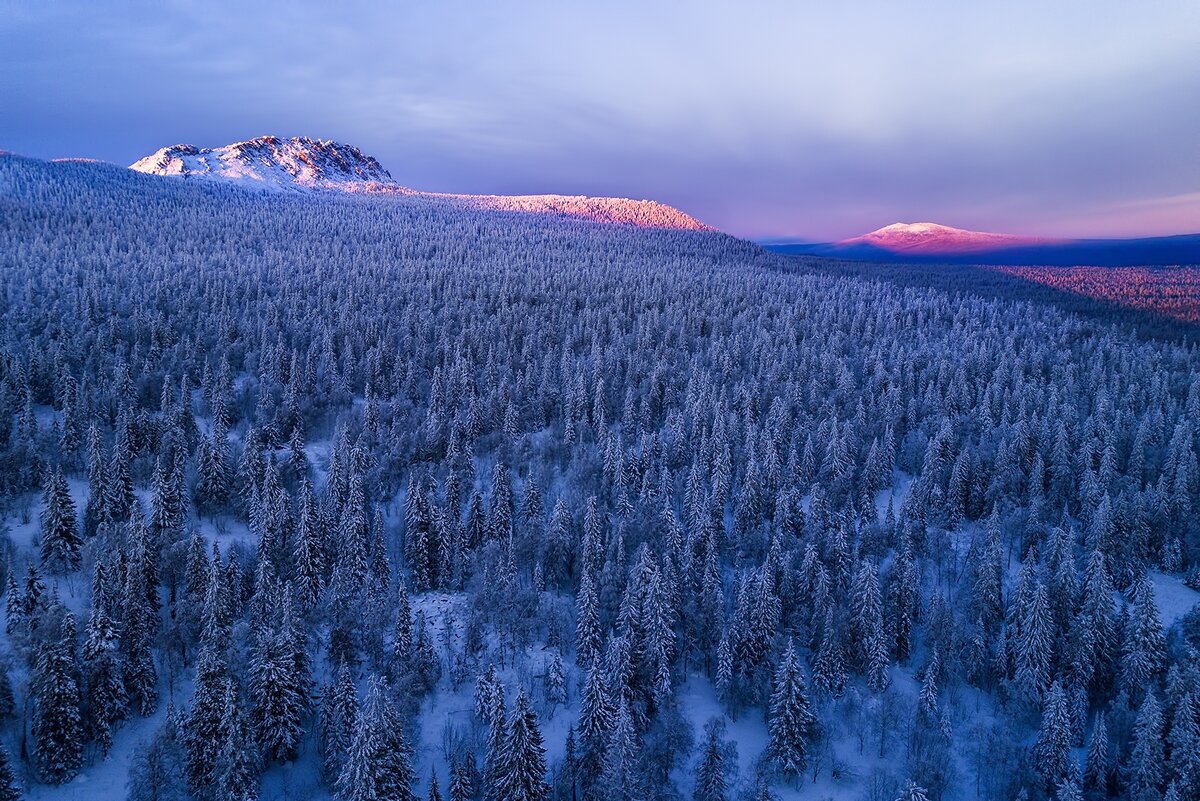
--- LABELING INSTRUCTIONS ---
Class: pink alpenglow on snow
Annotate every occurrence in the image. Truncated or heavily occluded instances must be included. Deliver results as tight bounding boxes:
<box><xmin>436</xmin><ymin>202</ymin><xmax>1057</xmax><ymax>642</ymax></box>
<box><xmin>841</xmin><ymin>222</ymin><xmax>1058</xmax><ymax>254</ymax></box>
<box><xmin>436</xmin><ymin>192</ymin><xmax>713</xmax><ymax>231</ymax></box>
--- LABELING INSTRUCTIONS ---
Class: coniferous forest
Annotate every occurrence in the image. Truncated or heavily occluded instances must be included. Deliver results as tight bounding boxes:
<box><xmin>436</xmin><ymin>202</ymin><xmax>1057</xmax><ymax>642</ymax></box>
<box><xmin>2</xmin><ymin>152</ymin><xmax>1200</xmax><ymax>801</ymax></box>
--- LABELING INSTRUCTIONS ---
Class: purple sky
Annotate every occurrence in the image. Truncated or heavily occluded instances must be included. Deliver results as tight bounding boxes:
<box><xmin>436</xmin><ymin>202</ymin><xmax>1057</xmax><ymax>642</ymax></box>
<box><xmin>2</xmin><ymin>0</ymin><xmax>1198</xmax><ymax>241</ymax></box>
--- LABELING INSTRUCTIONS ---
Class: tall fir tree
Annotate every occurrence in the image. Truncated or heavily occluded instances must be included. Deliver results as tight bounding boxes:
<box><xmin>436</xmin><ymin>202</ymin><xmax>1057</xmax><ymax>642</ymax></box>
<box><xmin>599</xmin><ymin>698</ymin><xmax>641</xmax><ymax>801</ymax></box>
<box><xmin>186</xmin><ymin>646</ymin><xmax>232</xmax><ymax>797</ymax></box>
<box><xmin>31</xmin><ymin>624</ymin><xmax>83</xmax><ymax>785</ymax></box>
<box><xmin>40</xmin><ymin>468</ymin><xmax>82</xmax><ymax>572</ymax></box>
<box><xmin>338</xmin><ymin>676</ymin><xmax>417</xmax><ymax>801</ymax></box>
<box><xmin>82</xmin><ymin>599</ymin><xmax>128</xmax><ymax>754</ymax></box>
<box><xmin>1166</xmin><ymin>692</ymin><xmax>1200</xmax><ymax>800</ymax></box>
<box><xmin>693</xmin><ymin>718</ymin><xmax>728</xmax><ymax>801</ymax></box>
<box><xmin>850</xmin><ymin>560</ymin><xmax>890</xmax><ymax>692</ymax></box>
<box><xmin>123</xmin><ymin>516</ymin><xmax>160</xmax><ymax>716</ymax></box>
<box><xmin>767</xmin><ymin>640</ymin><xmax>816</xmax><ymax>781</ymax></box>
<box><xmin>1034</xmin><ymin>680</ymin><xmax>1073</xmax><ymax>789</ymax></box>
<box><xmin>0</xmin><ymin>743</ymin><xmax>20</xmax><ymax>801</ymax></box>
<box><xmin>215</xmin><ymin>696</ymin><xmax>260</xmax><ymax>801</ymax></box>
<box><xmin>1014</xmin><ymin>572</ymin><xmax>1054</xmax><ymax>702</ymax></box>
<box><xmin>577</xmin><ymin>662</ymin><xmax>614</xmax><ymax>794</ymax></box>
<box><xmin>84</xmin><ymin>421</ymin><xmax>109</xmax><ymax>536</ymax></box>
<box><xmin>1083</xmin><ymin>711</ymin><xmax>1111</xmax><ymax>797</ymax></box>
<box><xmin>320</xmin><ymin>660</ymin><xmax>358</xmax><ymax>786</ymax></box>
<box><xmin>248</xmin><ymin>619</ymin><xmax>305</xmax><ymax>763</ymax></box>
<box><xmin>1121</xmin><ymin>574</ymin><xmax>1166</xmax><ymax>700</ymax></box>
<box><xmin>449</xmin><ymin>756</ymin><xmax>473</xmax><ymax>801</ymax></box>
<box><xmin>497</xmin><ymin>691</ymin><xmax>550</xmax><ymax>801</ymax></box>
<box><xmin>1128</xmin><ymin>693</ymin><xmax>1165</xmax><ymax>801</ymax></box>
<box><xmin>575</xmin><ymin>568</ymin><xmax>602</xmax><ymax>668</ymax></box>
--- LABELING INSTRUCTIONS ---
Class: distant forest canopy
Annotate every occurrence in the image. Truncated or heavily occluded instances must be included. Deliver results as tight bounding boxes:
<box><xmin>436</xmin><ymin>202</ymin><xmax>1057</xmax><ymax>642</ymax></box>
<box><xmin>785</xmin><ymin>257</ymin><xmax>1200</xmax><ymax>341</ymax></box>
<box><xmin>0</xmin><ymin>152</ymin><xmax>1198</xmax><ymax>801</ymax></box>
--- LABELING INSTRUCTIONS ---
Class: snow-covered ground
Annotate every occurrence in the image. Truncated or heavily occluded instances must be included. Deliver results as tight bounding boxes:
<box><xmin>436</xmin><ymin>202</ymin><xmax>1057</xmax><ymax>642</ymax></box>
<box><xmin>1146</xmin><ymin>570</ymin><xmax>1200</xmax><ymax>625</ymax></box>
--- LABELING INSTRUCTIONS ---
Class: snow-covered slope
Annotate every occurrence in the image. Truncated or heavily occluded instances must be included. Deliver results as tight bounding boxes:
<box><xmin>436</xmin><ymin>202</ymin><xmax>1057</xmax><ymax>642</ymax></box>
<box><xmin>130</xmin><ymin>136</ymin><xmax>399</xmax><ymax>192</ymax></box>
<box><xmin>841</xmin><ymin>222</ymin><xmax>1050</xmax><ymax>254</ymax></box>
<box><xmin>438</xmin><ymin>191</ymin><xmax>711</xmax><ymax>230</ymax></box>
<box><xmin>130</xmin><ymin>136</ymin><xmax>712</xmax><ymax>230</ymax></box>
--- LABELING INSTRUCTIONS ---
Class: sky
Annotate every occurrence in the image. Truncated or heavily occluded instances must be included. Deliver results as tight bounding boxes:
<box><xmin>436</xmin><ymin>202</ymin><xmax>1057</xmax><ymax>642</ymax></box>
<box><xmin>1</xmin><ymin>0</ymin><xmax>1198</xmax><ymax>241</ymax></box>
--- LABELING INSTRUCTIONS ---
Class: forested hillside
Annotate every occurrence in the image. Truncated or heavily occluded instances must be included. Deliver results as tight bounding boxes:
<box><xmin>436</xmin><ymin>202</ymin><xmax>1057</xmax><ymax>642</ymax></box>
<box><xmin>1</xmin><ymin>153</ymin><xmax>1198</xmax><ymax>801</ymax></box>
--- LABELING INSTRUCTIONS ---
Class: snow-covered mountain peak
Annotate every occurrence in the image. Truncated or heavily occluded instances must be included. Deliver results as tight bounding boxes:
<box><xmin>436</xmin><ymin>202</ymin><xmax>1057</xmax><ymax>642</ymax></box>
<box><xmin>129</xmin><ymin>136</ymin><xmax>400</xmax><ymax>192</ymax></box>
<box><xmin>128</xmin><ymin>136</ymin><xmax>712</xmax><ymax>230</ymax></box>
<box><xmin>843</xmin><ymin>221</ymin><xmax>1047</xmax><ymax>254</ymax></box>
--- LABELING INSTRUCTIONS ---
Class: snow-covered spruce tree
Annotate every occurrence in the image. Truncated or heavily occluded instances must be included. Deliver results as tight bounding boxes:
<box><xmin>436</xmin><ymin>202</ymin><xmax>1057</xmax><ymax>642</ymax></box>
<box><xmin>1073</xmin><ymin>548</ymin><xmax>1115</xmax><ymax>698</ymax></box>
<box><xmin>1128</xmin><ymin>692</ymin><xmax>1165</xmax><ymax>801</ymax></box>
<box><xmin>483</xmin><ymin>688</ymin><xmax>509</xmax><ymax>801</ymax></box>
<box><xmin>0</xmin><ymin>743</ymin><xmax>21</xmax><ymax>801</ymax></box>
<box><xmin>575</xmin><ymin>567</ymin><xmax>602</xmax><ymax>668</ymax></box>
<box><xmin>149</xmin><ymin>452</ymin><xmax>187</xmax><ymax>543</ymax></box>
<box><xmin>1083</xmin><ymin>711</ymin><xmax>1111</xmax><ymax>797</ymax></box>
<box><xmin>693</xmin><ymin>717</ymin><xmax>729</xmax><ymax>801</ymax></box>
<box><xmin>123</xmin><ymin>515</ymin><xmax>160</xmax><ymax>716</ymax></box>
<box><xmin>427</xmin><ymin>767</ymin><xmax>444</xmax><ymax>801</ymax></box>
<box><xmin>885</xmin><ymin>539</ymin><xmax>919</xmax><ymax>662</ymax></box>
<box><xmin>489</xmin><ymin>461</ymin><xmax>514</xmax><ymax>544</ymax></box>
<box><xmin>40</xmin><ymin>467</ymin><xmax>81</xmax><ymax>572</ymax></box>
<box><xmin>293</xmin><ymin>478</ymin><xmax>326</xmax><ymax>610</ymax></box>
<box><xmin>1034</xmin><ymin>680</ymin><xmax>1073</xmax><ymax>790</ymax></box>
<box><xmin>195</xmin><ymin>414</ymin><xmax>231</xmax><ymax>515</ymax></box>
<box><xmin>1166</xmin><ymin>691</ymin><xmax>1200</xmax><ymax>800</ymax></box>
<box><xmin>338</xmin><ymin>675</ymin><xmax>417</xmax><ymax>801</ymax></box>
<box><xmin>850</xmin><ymin>559</ymin><xmax>890</xmax><ymax>693</ymax></box>
<box><xmin>83</xmin><ymin>421</ymin><xmax>109</xmax><ymax>536</ymax></box>
<box><xmin>497</xmin><ymin>690</ymin><xmax>550</xmax><ymax>801</ymax></box>
<box><xmin>1121</xmin><ymin>573</ymin><xmax>1166</xmax><ymax>701</ymax></box>
<box><xmin>106</xmin><ymin>413</ymin><xmax>136</xmax><ymax>522</ymax></box>
<box><xmin>186</xmin><ymin>645</ymin><xmax>233</xmax><ymax>797</ymax></box>
<box><xmin>1057</xmin><ymin>774</ymin><xmax>1084</xmax><ymax>801</ymax></box>
<box><xmin>1012</xmin><ymin>560</ymin><xmax>1053</xmax><ymax>703</ymax></box>
<box><xmin>31</xmin><ymin>621</ymin><xmax>83</xmax><ymax>784</ymax></box>
<box><xmin>812</xmin><ymin>607</ymin><xmax>847</xmax><ymax>698</ymax></box>
<box><xmin>544</xmin><ymin>650</ymin><xmax>568</xmax><ymax>711</ymax></box>
<box><xmin>449</xmin><ymin>756</ymin><xmax>474</xmax><ymax>801</ymax></box>
<box><xmin>576</xmin><ymin>661</ymin><xmax>614</xmax><ymax>793</ymax></box>
<box><xmin>616</xmin><ymin>546</ymin><xmax>675</xmax><ymax>715</ymax></box>
<box><xmin>215</xmin><ymin>697</ymin><xmax>260</xmax><ymax>801</ymax></box>
<box><xmin>766</xmin><ymin>639</ymin><xmax>815</xmax><ymax>782</ymax></box>
<box><xmin>411</xmin><ymin>613</ymin><xmax>442</xmax><ymax>698</ymax></box>
<box><xmin>320</xmin><ymin>659</ymin><xmax>359</xmax><ymax>786</ymax></box>
<box><xmin>248</xmin><ymin>615</ymin><xmax>306</xmax><ymax>763</ymax></box>
<box><xmin>968</xmin><ymin>510</ymin><xmax>1004</xmax><ymax>635</ymax></box>
<box><xmin>599</xmin><ymin>698</ymin><xmax>642</xmax><ymax>801</ymax></box>
<box><xmin>894</xmin><ymin>780</ymin><xmax>930</xmax><ymax>801</ymax></box>
<box><xmin>82</xmin><ymin>595</ymin><xmax>128</xmax><ymax>754</ymax></box>
<box><xmin>544</xmin><ymin>498</ymin><xmax>575</xmax><ymax>590</ymax></box>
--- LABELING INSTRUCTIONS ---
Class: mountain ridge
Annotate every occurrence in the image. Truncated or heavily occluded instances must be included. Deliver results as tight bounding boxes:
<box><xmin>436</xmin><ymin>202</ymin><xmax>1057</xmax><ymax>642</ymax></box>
<box><xmin>129</xmin><ymin>135</ymin><xmax>712</xmax><ymax>231</ymax></box>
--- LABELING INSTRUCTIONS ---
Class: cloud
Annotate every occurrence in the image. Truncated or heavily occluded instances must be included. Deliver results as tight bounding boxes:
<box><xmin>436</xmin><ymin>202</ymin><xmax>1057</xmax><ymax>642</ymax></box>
<box><xmin>1</xmin><ymin>0</ymin><xmax>1197</xmax><ymax>239</ymax></box>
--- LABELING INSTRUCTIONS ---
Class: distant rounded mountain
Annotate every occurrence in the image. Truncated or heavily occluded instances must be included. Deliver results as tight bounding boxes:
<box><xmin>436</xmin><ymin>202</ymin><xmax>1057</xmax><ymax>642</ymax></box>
<box><xmin>841</xmin><ymin>222</ymin><xmax>1056</xmax><ymax>255</ymax></box>
<box><xmin>768</xmin><ymin>221</ymin><xmax>1200</xmax><ymax>267</ymax></box>
<box><xmin>130</xmin><ymin>135</ymin><xmax>712</xmax><ymax>231</ymax></box>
